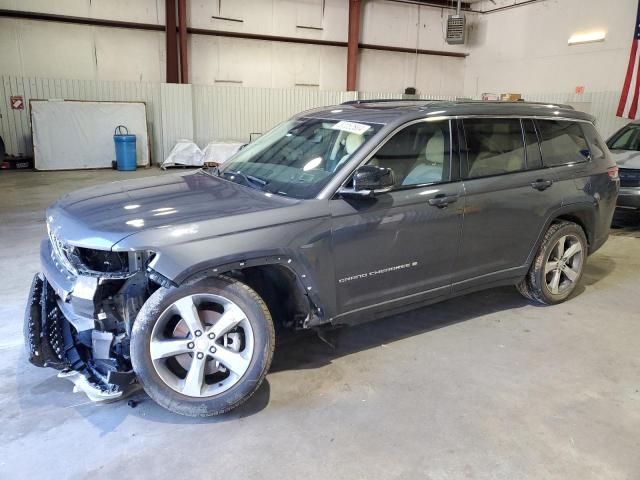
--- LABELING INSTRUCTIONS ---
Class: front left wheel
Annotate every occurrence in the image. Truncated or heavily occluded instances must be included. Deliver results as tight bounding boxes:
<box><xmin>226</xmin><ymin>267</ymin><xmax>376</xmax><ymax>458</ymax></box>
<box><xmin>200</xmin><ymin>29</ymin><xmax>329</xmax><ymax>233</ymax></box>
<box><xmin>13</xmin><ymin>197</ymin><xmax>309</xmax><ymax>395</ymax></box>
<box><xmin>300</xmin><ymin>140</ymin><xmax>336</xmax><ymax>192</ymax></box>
<box><xmin>131</xmin><ymin>276</ymin><xmax>275</xmax><ymax>417</ymax></box>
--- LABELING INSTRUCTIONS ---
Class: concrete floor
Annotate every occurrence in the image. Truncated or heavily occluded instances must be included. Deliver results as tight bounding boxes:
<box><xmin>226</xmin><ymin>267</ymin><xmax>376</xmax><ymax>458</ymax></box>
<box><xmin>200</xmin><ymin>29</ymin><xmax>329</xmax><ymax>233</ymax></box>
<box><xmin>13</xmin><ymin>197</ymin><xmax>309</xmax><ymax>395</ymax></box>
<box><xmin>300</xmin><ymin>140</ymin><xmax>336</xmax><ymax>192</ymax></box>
<box><xmin>1</xmin><ymin>168</ymin><xmax>639</xmax><ymax>480</ymax></box>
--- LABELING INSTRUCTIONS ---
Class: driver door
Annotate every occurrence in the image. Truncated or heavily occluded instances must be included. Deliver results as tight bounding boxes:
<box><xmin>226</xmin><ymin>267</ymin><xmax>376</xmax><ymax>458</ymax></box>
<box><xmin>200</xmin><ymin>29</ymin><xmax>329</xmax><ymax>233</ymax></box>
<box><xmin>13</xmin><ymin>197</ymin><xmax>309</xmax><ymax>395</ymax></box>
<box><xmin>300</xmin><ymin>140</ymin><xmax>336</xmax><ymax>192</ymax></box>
<box><xmin>329</xmin><ymin>119</ymin><xmax>463</xmax><ymax>317</ymax></box>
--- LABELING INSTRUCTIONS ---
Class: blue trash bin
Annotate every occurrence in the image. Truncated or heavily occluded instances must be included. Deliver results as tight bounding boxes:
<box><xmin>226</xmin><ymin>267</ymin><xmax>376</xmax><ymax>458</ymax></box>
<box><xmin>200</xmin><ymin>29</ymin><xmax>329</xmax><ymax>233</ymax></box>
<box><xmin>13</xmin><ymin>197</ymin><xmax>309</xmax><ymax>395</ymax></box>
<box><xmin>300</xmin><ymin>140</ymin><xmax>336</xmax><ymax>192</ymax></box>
<box><xmin>113</xmin><ymin>125</ymin><xmax>137</xmax><ymax>171</ymax></box>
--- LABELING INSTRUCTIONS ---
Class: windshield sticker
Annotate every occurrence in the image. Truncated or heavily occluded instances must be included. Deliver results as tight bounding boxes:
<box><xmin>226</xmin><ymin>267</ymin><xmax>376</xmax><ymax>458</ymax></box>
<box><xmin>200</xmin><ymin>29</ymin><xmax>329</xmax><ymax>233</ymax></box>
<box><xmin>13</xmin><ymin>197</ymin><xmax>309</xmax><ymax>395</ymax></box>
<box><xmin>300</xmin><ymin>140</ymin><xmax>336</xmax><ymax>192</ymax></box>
<box><xmin>331</xmin><ymin>121</ymin><xmax>371</xmax><ymax>135</ymax></box>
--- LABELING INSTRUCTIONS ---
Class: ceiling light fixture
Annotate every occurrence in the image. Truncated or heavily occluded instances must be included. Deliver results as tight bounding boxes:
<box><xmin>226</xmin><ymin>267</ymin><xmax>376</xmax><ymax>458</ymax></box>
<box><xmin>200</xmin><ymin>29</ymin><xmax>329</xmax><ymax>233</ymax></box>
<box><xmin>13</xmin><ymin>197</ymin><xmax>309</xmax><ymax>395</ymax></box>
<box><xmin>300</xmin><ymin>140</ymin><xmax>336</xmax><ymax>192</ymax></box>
<box><xmin>568</xmin><ymin>31</ymin><xmax>606</xmax><ymax>46</ymax></box>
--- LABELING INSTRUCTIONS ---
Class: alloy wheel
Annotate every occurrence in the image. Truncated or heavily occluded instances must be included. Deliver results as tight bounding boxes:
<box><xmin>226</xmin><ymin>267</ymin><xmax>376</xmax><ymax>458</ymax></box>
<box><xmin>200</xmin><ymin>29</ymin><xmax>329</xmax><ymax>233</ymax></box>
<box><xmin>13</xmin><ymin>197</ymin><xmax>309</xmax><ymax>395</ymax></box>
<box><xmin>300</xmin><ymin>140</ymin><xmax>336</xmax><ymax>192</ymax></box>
<box><xmin>544</xmin><ymin>234</ymin><xmax>584</xmax><ymax>295</ymax></box>
<box><xmin>149</xmin><ymin>293</ymin><xmax>254</xmax><ymax>398</ymax></box>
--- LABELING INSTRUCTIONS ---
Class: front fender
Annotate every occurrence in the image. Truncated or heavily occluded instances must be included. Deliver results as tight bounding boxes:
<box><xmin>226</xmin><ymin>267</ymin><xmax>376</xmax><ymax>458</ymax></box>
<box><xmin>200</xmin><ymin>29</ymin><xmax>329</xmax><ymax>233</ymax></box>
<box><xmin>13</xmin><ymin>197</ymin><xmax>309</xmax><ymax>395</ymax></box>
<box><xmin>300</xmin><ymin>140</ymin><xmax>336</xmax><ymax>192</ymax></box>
<box><xmin>175</xmin><ymin>251</ymin><xmax>322</xmax><ymax>309</ymax></box>
<box><xmin>116</xmin><ymin>216</ymin><xmax>338</xmax><ymax>321</ymax></box>
<box><xmin>172</xmin><ymin>253</ymin><xmax>326</xmax><ymax>327</ymax></box>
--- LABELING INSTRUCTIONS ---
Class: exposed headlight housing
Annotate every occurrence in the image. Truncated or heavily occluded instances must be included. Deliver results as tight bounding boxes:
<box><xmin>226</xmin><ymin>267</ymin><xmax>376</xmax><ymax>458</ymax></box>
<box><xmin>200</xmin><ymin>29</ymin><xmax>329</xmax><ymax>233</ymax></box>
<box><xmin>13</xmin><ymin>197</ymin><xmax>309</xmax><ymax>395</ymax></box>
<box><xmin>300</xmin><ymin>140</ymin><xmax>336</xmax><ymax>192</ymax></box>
<box><xmin>48</xmin><ymin>229</ymin><xmax>79</xmax><ymax>275</ymax></box>
<box><xmin>48</xmin><ymin>230</ymin><xmax>154</xmax><ymax>279</ymax></box>
<box><xmin>73</xmin><ymin>248</ymin><xmax>129</xmax><ymax>273</ymax></box>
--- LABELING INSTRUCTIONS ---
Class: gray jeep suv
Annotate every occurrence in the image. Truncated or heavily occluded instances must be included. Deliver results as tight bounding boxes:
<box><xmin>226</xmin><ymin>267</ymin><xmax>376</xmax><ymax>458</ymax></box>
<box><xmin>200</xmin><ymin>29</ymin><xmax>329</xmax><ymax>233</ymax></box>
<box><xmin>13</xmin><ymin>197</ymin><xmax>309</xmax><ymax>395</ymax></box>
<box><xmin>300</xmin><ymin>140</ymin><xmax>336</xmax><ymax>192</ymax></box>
<box><xmin>26</xmin><ymin>100</ymin><xmax>619</xmax><ymax>416</ymax></box>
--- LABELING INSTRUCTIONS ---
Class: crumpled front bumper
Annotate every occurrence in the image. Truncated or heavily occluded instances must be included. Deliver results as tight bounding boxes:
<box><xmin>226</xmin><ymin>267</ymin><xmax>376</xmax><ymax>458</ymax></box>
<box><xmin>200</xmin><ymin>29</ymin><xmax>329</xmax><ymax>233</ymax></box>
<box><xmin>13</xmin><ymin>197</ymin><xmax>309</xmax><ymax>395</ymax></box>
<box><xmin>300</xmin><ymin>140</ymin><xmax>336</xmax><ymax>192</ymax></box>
<box><xmin>24</xmin><ymin>272</ymin><xmax>132</xmax><ymax>402</ymax></box>
<box><xmin>24</xmin><ymin>274</ymin><xmax>78</xmax><ymax>370</ymax></box>
<box><xmin>27</xmin><ymin>234</ymin><xmax>145</xmax><ymax>404</ymax></box>
<box><xmin>38</xmin><ymin>238</ymin><xmax>96</xmax><ymax>332</ymax></box>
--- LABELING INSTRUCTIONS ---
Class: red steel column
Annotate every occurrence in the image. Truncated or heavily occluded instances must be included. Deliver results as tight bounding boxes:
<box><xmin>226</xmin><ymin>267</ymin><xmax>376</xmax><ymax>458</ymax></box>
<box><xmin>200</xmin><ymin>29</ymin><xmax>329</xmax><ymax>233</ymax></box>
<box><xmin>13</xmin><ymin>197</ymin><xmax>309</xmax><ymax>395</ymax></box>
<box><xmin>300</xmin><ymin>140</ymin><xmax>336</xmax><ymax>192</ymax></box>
<box><xmin>178</xmin><ymin>0</ymin><xmax>188</xmax><ymax>83</ymax></box>
<box><xmin>346</xmin><ymin>0</ymin><xmax>361</xmax><ymax>91</ymax></box>
<box><xmin>165</xmin><ymin>0</ymin><xmax>179</xmax><ymax>83</ymax></box>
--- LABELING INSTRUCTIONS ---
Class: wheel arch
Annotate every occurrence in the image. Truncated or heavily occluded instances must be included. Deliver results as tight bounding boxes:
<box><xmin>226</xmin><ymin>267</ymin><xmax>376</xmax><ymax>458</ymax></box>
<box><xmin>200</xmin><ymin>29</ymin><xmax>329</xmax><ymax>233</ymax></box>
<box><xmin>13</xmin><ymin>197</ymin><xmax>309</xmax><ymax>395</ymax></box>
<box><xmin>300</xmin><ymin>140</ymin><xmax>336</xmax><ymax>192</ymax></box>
<box><xmin>168</xmin><ymin>255</ymin><xmax>325</xmax><ymax>330</ymax></box>
<box><xmin>553</xmin><ymin>209</ymin><xmax>594</xmax><ymax>248</ymax></box>
<box><xmin>527</xmin><ymin>203</ymin><xmax>596</xmax><ymax>267</ymax></box>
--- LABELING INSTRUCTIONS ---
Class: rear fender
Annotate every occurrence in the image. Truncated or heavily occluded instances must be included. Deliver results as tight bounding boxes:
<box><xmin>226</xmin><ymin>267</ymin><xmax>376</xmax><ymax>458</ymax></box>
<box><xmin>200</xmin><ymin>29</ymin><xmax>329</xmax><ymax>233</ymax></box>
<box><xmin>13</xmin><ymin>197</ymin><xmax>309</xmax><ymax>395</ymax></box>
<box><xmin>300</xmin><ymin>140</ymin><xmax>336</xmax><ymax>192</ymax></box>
<box><xmin>526</xmin><ymin>203</ymin><xmax>596</xmax><ymax>267</ymax></box>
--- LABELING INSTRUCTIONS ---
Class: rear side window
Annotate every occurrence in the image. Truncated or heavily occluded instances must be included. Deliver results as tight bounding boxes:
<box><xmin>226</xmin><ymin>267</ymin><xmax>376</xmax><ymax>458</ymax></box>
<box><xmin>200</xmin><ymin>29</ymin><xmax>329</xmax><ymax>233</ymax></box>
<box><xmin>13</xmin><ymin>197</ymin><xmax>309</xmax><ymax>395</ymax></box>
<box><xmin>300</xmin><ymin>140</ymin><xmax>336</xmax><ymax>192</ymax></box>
<box><xmin>581</xmin><ymin>123</ymin><xmax>607</xmax><ymax>159</ymax></box>
<box><xmin>463</xmin><ymin>118</ymin><xmax>525</xmax><ymax>178</ymax></box>
<box><xmin>535</xmin><ymin>120</ymin><xmax>590</xmax><ymax>166</ymax></box>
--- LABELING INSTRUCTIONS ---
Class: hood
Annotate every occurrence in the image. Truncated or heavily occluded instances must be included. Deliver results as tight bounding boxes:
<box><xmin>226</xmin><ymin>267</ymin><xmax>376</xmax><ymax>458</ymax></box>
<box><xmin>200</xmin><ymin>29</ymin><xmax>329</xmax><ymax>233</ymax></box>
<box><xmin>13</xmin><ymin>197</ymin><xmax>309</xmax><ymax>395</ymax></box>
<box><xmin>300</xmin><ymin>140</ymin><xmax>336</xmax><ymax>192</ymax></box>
<box><xmin>610</xmin><ymin>150</ymin><xmax>640</xmax><ymax>169</ymax></box>
<box><xmin>46</xmin><ymin>171</ymin><xmax>303</xmax><ymax>248</ymax></box>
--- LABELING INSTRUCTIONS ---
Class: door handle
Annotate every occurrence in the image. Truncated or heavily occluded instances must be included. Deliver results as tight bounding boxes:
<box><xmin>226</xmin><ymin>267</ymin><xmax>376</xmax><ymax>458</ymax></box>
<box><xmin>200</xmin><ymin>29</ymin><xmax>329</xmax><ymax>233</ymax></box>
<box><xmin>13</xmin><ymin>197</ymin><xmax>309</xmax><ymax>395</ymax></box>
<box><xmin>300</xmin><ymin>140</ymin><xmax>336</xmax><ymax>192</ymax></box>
<box><xmin>531</xmin><ymin>179</ymin><xmax>553</xmax><ymax>191</ymax></box>
<box><xmin>428</xmin><ymin>194</ymin><xmax>458</xmax><ymax>208</ymax></box>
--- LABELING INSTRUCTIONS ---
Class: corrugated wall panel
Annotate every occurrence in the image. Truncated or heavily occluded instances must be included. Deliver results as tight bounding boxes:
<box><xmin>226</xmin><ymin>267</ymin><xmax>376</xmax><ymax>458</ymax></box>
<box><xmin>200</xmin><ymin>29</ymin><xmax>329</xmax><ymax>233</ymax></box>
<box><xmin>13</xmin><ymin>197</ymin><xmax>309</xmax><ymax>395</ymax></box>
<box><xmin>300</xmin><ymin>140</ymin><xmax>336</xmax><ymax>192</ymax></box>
<box><xmin>0</xmin><ymin>79</ymin><xmax>12</xmax><ymax>155</ymax></box>
<box><xmin>583</xmin><ymin>92</ymin><xmax>628</xmax><ymax>139</ymax></box>
<box><xmin>2</xmin><ymin>74</ymin><xmax>632</xmax><ymax>164</ymax></box>
<box><xmin>523</xmin><ymin>91</ymin><xmax>629</xmax><ymax>138</ymax></box>
<box><xmin>357</xmin><ymin>91</ymin><xmax>399</xmax><ymax>101</ymax></box>
<box><xmin>160</xmin><ymin>83</ymin><xmax>194</xmax><ymax>161</ymax></box>
<box><xmin>192</xmin><ymin>85</ymin><xmax>356</xmax><ymax>146</ymax></box>
<box><xmin>0</xmin><ymin>75</ymin><xmax>163</xmax><ymax>162</ymax></box>
<box><xmin>419</xmin><ymin>93</ymin><xmax>457</xmax><ymax>101</ymax></box>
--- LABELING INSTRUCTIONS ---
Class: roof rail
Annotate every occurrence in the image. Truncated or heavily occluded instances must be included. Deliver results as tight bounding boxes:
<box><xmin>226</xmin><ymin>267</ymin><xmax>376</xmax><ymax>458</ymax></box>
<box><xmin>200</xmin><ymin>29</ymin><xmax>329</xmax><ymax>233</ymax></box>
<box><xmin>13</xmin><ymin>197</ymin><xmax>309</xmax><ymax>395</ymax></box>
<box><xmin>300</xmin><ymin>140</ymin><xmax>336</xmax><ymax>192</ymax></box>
<box><xmin>341</xmin><ymin>98</ymin><xmax>576</xmax><ymax>110</ymax></box>
<box><xmin>341</xmin><ymin>99</ymin><xmax>436</xmax><ymax>105</ymax></box>
<box><xmin>458</xmin><ymin>99</ymin><xmax>576</xmax><ymax>110</ymax></box>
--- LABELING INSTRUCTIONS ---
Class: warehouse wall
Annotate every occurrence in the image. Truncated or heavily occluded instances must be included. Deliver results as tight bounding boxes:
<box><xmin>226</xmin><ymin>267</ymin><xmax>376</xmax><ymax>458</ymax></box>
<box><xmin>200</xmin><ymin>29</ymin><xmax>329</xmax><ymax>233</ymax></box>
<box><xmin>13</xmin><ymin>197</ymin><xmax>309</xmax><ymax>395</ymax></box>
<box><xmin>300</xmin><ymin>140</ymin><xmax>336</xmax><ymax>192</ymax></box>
<box><xmin>3</xmin><ymin>0</ymin><xmax>639</xmax><ymax>96</ymax></box>
<box><xmin>0</xmin><ymin>0</ymin><xmax>469</xmax><ymax>95</ymax></box>
<box><xmin>0</xmin><ymin>19</ymin><xmax>166</xmax><ymax>83</ymax></box>
<box><xmin>0</xmin><ymin>73</ymin><xmax>458</xmax><ymax>160</ymax></box>
<box><xmin>2</xmin><ymin>71</ymin><xmax>629</xmax><ymax>163</ymax></box>
<box><xmin>464</xmin><ymin>0</ymin><xmax>638</xmax><ymax>97</ymax></box>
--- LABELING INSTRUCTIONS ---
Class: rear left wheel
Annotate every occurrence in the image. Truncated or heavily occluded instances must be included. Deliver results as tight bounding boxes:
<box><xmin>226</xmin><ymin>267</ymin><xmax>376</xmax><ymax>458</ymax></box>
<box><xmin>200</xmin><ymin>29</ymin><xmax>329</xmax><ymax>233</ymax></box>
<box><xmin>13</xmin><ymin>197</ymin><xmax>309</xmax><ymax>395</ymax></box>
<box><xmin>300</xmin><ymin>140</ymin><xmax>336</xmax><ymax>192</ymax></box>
<box><xmin>131</xmin><ymin>276</ymin><xmax>274</xmax><ymax>417</ymax></box>
<box><xmin>517</xmin><ymin>221</ymin><xmax>587</xmax><ymax>305</ymax></box>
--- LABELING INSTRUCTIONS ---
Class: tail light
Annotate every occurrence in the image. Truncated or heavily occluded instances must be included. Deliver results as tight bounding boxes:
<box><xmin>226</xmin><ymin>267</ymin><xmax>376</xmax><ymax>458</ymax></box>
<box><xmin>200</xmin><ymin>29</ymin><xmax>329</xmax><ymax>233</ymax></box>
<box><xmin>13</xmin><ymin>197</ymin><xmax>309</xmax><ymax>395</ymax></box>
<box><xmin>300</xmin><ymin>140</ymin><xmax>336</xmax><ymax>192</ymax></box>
<box><xmin>607</xmin><ymin>166</ymin><xmax>619</xmax><ymax>180</ymax></box>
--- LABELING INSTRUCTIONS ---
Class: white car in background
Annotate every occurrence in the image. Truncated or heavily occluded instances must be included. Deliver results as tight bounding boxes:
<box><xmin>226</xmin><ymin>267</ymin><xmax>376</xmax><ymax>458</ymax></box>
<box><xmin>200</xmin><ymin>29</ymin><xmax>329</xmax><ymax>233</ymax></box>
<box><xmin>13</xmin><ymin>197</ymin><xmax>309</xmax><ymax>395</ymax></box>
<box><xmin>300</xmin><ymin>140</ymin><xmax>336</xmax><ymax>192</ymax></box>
<box><xmin>607</xmin><ymin>122</ymin><xmax>640</xmax><ymax>219</ymax></box>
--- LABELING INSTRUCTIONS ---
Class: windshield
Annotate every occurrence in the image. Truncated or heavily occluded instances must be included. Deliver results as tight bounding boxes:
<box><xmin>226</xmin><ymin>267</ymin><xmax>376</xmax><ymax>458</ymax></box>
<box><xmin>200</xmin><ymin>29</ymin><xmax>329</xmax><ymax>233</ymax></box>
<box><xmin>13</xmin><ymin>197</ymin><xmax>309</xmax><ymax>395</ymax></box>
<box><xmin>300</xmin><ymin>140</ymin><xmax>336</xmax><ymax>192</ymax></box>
<box><xmin>608</xmin><ymin>124</ymin><xmax>640</xmax><ymax>151</ymax></box>
<box><xmin>215</xmin><ymin>117</ymin><xmax>382</xmax><ymax>199</ymax></box>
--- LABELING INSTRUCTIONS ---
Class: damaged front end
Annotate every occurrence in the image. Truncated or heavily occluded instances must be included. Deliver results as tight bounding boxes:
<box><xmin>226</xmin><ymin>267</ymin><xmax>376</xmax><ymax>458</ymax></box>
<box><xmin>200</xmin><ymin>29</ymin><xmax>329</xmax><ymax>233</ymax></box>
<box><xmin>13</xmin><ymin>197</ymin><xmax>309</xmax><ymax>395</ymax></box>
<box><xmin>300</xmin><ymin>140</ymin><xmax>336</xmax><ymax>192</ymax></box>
<box><xmin>25</xmin><ymin>233</ymin><xmax>159</xmax><ymax>402</ymax></box>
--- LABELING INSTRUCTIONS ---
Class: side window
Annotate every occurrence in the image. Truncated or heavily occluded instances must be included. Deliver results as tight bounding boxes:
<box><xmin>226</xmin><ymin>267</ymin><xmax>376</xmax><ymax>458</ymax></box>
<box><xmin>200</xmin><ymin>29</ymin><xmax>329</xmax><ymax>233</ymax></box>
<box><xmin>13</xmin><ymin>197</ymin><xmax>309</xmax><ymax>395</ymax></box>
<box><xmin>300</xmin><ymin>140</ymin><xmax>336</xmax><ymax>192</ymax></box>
<box><xmin>607</xmin><ymin>126</ymin><xmax>640</xmax><ymax>150</ymax></box>
<box><xmin>535</xmin><ymin>120</ymin><xmax>590</xmax><ymax>166</ymax></box>
<box><xmin>523</xmin><ymin>119</ymin><xmax>543</xmax><ymax>169</ymax></box>
<box><xmin>463</xmin><ymin>118</ymin><xmax>525</xmax><ymax>178</ymax></box>
<box><xmin>368</xmin><ymin>120</ymin><xmax>450</xmax><ymax>187</ymax></box>
<box><xmin>581</xmin><ymin>123</ymin><xmax>607</xmax><ymax>159</ymax></box>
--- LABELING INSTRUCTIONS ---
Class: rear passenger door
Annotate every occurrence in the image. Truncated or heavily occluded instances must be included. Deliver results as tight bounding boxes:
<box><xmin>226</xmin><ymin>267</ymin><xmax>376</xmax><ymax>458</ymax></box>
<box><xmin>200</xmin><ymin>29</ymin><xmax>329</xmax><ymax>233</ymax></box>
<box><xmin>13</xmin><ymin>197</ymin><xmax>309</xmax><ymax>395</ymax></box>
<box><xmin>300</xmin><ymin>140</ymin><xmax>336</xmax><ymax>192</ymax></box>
<box><xmin>453</xmin><ymin>118</ymin><xmax>561</xmax><ymax>291</ymax></box>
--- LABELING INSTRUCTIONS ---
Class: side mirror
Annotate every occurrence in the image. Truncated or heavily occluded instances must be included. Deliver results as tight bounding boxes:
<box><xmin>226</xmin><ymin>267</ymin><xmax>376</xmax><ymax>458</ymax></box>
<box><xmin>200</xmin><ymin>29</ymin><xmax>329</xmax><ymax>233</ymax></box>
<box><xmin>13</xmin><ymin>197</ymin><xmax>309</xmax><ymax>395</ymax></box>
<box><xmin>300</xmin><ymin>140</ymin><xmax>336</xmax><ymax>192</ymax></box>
<box><xmin>339</xmin><ymin>165</ymin><xmax>395</xmax><ymax>198</ymax></box>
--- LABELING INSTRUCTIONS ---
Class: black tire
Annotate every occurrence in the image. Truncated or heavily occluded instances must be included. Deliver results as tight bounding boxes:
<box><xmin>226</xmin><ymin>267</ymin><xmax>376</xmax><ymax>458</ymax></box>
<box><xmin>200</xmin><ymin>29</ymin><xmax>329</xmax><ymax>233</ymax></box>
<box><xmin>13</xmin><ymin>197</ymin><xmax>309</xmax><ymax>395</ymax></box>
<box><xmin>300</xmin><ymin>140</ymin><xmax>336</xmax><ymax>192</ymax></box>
<box><xmin>515</xmin><ymin>275</ymin><xmax>534</xmax><ymax>301</ymax></box>
<box><xmin>131</xmin><ymin>276</ymin><xmax>275</xmax><ymax>417</ymax></box>
<box><xmin>518</xmin><ymin>221</ymin><xmax>588</xmax><ymax>305</ymax></box>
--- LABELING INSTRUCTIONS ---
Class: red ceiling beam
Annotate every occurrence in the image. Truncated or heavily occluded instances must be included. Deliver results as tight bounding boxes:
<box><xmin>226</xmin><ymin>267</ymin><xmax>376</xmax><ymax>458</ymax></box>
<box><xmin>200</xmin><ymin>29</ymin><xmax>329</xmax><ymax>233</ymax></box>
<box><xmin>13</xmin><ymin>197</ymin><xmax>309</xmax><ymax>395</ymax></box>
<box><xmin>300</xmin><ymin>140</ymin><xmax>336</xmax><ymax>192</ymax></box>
<box><xmin>346</xmin><ymin>0</ymin><xmax>361</xmax><ymax>91</ymax></box>
<box><xmin>165</xmin><ymin>0</ymin><xmax>179</xmax><ymax>83</ymax></box>
<box><xmin>178</xmin><ymin>0</ymin><xmax>189</xmax><ymax>84</ymax></box>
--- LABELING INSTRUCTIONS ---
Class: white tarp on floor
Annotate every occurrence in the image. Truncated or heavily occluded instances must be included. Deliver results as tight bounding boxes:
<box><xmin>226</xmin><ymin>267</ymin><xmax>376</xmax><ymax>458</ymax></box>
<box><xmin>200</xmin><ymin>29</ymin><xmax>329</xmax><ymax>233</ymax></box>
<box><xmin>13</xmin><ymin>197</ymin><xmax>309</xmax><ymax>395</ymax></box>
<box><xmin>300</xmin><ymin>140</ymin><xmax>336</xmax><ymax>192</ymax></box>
<box><xmin>161</xmin><ymin>140</ymin><xmax>203</xmax><ymax>168</ymax></box>
<box><xmin>161</xmin><ymin>140</ymin><xmax>244</xmax><ymax>168</ymax></box>
<box><xmin>32</xmin><ymin>100</ymin><xmax>149</xmax><ymax>170</ymax></box>
<box><xmin>202</xmin><ymin>141</ymin><xmax>244</xmax><ymax>164</ymax></box>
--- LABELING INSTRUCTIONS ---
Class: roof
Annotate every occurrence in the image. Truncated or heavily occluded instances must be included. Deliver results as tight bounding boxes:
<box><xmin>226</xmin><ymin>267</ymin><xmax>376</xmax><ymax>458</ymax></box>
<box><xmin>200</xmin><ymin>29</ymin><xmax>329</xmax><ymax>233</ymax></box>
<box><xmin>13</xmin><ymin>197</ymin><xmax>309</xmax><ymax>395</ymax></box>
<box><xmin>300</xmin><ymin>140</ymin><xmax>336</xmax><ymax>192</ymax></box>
<box><xmin>300</xmin><ymin>99</ymin><xmax>595</xmax><ymax>125</ymax></box>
